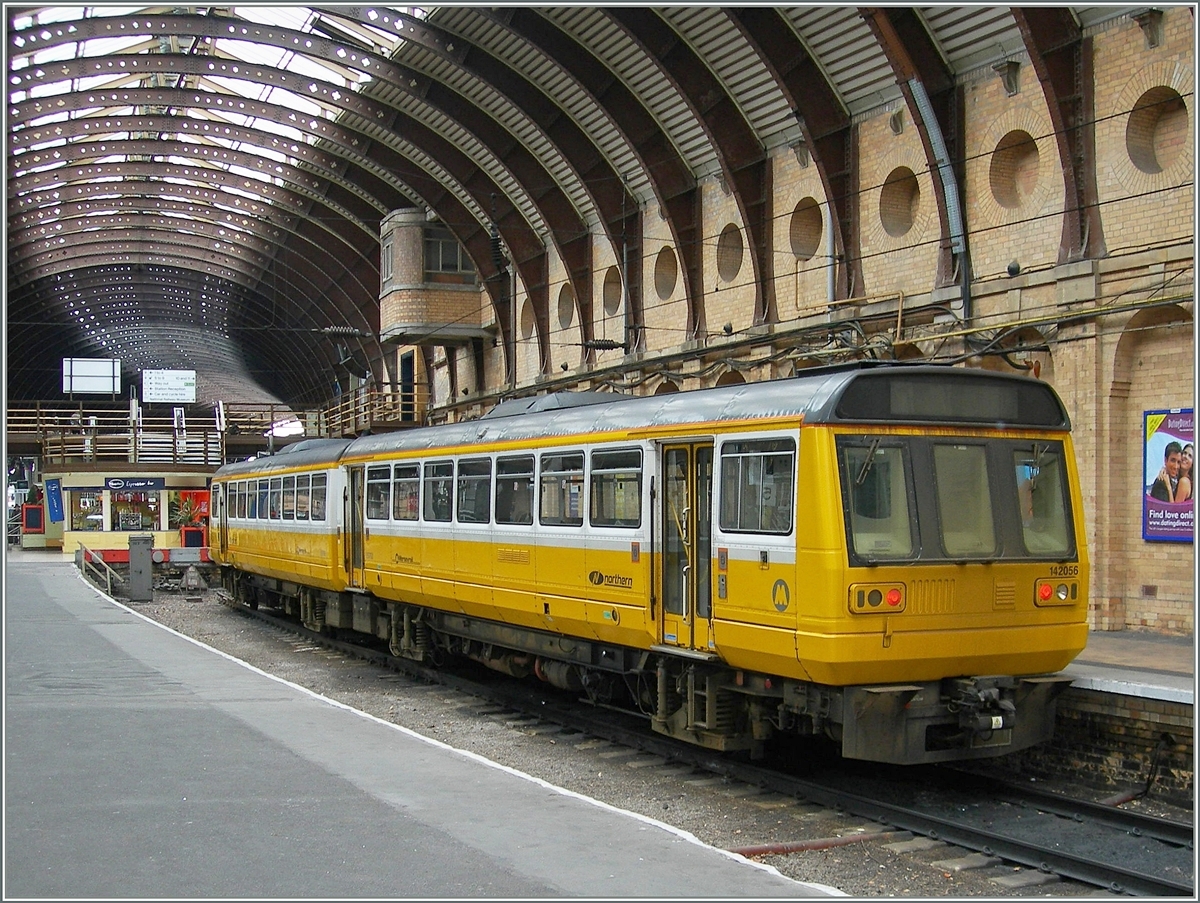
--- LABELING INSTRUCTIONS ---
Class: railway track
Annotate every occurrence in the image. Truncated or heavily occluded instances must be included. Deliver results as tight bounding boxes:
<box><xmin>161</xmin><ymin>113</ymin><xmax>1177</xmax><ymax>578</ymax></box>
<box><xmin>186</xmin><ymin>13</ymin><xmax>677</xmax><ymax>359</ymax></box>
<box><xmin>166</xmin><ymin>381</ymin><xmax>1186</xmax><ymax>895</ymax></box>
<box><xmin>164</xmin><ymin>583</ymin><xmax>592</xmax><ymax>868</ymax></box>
<box><xmin>227</xmin><ymin>596</ymin><xmax>1193</xmax><ymax>897</ymax></box>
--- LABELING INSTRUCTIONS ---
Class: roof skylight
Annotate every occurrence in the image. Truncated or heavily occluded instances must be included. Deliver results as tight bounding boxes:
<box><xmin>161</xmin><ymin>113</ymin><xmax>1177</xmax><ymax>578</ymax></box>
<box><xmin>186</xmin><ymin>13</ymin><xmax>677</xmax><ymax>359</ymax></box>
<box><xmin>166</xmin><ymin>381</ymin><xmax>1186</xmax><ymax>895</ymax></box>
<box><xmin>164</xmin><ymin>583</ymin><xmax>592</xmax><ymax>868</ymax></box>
<box><xmin>9</xmin><ymin>6</ymin><xmax>424</xmax><ymax>205</ymax></box>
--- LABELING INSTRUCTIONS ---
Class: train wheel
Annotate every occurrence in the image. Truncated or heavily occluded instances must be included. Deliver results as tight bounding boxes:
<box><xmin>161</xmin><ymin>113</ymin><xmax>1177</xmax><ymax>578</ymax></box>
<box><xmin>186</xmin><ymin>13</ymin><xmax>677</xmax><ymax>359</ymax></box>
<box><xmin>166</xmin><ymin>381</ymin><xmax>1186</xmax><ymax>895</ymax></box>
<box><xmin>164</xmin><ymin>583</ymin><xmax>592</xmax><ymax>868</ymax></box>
<box><xmin>239</xmin><ymin>579</ymin><xmax>258</xmax><ymax>611</ymax></box>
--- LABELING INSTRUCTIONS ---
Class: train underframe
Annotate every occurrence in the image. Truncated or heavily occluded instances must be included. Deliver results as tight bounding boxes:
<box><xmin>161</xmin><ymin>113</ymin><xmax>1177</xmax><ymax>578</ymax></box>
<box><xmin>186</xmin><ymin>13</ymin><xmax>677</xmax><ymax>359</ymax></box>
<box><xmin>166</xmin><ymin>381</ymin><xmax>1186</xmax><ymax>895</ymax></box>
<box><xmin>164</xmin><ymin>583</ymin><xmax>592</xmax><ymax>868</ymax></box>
<box><xmin>226</xmin><ymin>569</ymin><xmax>1073</xmax><ymax>766</ymax></box>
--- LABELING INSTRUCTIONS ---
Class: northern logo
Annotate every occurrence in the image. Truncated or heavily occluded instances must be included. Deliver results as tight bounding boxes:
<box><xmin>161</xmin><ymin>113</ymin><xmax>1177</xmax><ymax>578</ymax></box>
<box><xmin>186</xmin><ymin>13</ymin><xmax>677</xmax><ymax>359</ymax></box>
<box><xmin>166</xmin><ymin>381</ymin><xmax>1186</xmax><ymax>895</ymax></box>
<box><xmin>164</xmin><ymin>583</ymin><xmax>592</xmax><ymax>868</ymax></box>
<box><xmin>588</xmin><ymin>570</ymin><xmax>633</xmax><ymax>589</ymax></box>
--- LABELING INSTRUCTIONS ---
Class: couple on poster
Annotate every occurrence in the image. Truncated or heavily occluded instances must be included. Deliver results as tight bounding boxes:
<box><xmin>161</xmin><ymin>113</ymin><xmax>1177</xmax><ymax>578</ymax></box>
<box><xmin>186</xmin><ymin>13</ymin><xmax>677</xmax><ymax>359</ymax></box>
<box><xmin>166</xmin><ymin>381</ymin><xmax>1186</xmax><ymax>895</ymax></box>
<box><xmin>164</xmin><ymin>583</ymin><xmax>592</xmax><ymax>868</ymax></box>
<box><xmin>1144</xmin><ymin>409</ymin><xmax>1194</xmax><ymax>543</ymax></box>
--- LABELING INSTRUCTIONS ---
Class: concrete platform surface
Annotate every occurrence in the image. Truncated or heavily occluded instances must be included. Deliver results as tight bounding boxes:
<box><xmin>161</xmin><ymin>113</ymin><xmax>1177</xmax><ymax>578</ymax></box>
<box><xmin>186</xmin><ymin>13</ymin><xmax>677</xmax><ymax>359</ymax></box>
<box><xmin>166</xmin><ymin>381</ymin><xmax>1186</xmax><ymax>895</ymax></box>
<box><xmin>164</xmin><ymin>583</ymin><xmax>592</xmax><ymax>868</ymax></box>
<box><xmin>5</xmin><ymin>556</ymin><xmax>838</xmax><ymax>899</ymax></box>
<box><xmin>1066</xmin><ymin>629</ymin><xmax>1194</xmax><ymax>705</ymax></box>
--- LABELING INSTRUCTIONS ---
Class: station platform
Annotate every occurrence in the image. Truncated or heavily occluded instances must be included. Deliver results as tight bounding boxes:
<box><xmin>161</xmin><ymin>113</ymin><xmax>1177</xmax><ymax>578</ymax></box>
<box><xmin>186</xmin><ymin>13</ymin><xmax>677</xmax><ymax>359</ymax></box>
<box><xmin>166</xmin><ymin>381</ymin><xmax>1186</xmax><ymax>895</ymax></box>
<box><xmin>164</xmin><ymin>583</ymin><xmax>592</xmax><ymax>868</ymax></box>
<box><xmin>1064</xmin><ymin>628</ymin><xmax>1194</xmax><ymax>705</ymax></box>
<box><xmin>4</xmin><ymin>547</ymin><xmax>1193</xmax><ymax>897</ymax></box>
<box><xmin>4</xmin><ymin>552</ymin><xmax>834</xmax><ymax>899</ymax></box>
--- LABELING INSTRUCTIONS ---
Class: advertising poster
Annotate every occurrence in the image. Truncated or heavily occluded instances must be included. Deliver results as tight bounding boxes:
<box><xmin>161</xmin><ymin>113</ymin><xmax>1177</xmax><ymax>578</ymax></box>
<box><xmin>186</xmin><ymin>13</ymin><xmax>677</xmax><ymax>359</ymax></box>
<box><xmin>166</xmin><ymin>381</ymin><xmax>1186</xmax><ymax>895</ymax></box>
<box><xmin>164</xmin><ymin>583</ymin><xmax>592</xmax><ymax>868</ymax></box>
<box><xmin>1143</xmin><ymin>409</ymin><xmax>1194</xmax><ymax>542</ymax></box>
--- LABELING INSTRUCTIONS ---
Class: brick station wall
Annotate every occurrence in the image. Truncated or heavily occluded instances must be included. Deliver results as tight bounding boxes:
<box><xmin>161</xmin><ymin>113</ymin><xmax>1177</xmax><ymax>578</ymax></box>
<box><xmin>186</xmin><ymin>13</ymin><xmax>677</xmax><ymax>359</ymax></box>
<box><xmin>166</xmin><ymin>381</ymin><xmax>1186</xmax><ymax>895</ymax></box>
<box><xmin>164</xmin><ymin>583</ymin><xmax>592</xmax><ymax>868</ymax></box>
<box><xmin>996</xmin><ymin>690</ymin><xmax>1193</xmax><ymax>807</ymax></box>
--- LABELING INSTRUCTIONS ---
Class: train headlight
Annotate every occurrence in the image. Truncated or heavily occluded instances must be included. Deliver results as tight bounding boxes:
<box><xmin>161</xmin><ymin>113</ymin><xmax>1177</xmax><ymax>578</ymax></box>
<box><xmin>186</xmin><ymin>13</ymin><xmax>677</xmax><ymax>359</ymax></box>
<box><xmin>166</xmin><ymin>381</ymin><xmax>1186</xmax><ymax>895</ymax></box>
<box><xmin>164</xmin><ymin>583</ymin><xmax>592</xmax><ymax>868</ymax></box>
<box><xmin>849</xmin><ymin>583</ymin><xmax>905</xmax><ymax>614</ymax></box>
<box><xmin>1035</xmin><ymin>578</ymin><xmax>1078</xmax><ymax>606</ymax></box>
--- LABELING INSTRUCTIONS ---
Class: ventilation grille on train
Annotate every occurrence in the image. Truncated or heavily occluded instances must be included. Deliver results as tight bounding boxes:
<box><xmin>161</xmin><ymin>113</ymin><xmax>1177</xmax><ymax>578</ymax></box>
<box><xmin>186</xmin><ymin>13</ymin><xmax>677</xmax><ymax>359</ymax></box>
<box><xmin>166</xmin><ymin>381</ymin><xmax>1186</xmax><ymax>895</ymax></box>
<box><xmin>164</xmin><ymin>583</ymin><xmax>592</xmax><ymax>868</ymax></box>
<box><xmin>906</xmin><ymin>578</ymin><xmax>955</xmax><ymax>615</ymax></box>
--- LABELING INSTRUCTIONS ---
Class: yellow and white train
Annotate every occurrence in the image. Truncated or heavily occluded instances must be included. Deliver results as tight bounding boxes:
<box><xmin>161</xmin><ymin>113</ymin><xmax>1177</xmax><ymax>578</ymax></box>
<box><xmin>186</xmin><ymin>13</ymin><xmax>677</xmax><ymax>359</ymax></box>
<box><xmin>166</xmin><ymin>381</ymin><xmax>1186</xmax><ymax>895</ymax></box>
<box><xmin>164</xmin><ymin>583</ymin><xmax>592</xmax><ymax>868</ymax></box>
<box><xmin>210</xmin><ymin>363</ymin><xmax>1089</xmax><ymax>764</ymax></box>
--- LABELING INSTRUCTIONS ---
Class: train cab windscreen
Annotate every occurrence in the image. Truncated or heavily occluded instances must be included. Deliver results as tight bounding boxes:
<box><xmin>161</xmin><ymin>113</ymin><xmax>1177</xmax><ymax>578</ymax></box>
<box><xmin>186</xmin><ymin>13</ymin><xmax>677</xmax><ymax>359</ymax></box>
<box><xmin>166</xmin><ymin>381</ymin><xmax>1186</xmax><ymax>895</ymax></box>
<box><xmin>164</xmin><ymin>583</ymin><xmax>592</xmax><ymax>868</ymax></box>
<box><xmin>838</xmin><ymin>437</ymin><xmax>1075</xmax><ymax>565</ymax></box>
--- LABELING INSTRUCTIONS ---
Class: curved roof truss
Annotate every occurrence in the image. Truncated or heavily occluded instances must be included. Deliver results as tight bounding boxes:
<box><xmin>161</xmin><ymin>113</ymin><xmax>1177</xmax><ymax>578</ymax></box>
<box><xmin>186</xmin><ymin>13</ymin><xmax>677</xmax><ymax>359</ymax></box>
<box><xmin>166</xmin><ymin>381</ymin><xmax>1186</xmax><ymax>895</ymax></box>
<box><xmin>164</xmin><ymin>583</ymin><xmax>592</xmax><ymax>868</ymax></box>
<box><xmin>7</xmin><ymin>5</ymin><xmax>1135</xmax><ymax>408</ymax></box>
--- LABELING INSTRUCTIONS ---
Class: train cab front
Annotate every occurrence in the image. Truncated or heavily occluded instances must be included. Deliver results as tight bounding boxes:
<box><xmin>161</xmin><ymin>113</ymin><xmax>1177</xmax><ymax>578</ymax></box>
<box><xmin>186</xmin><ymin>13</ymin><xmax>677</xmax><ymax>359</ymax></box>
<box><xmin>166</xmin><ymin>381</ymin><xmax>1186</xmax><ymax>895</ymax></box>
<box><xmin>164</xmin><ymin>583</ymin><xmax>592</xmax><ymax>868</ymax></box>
<box><xmin>802</xmin><ymin>422</ymin><xmax>1089</xmax><ymax>765</ymax></box>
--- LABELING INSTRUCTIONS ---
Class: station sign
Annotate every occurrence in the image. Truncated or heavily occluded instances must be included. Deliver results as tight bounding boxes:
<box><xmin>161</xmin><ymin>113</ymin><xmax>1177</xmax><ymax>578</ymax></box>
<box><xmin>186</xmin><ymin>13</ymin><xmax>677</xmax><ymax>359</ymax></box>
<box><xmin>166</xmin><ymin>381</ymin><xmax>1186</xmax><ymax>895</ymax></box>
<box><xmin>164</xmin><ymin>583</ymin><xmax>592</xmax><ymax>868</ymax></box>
<box><xmin>143</xmin><ymin>369</ymin><xmax>197</xmax><ymax>403</ymax></box>
<box><xmin>62</xmin><ymin>358</ymin><xmax>120</xmax><ymax>394</ymax></box>
<box><xmin>105</xmin><ymin>478</ymin><xmax>166</xmax><ymax>491</ymax></box>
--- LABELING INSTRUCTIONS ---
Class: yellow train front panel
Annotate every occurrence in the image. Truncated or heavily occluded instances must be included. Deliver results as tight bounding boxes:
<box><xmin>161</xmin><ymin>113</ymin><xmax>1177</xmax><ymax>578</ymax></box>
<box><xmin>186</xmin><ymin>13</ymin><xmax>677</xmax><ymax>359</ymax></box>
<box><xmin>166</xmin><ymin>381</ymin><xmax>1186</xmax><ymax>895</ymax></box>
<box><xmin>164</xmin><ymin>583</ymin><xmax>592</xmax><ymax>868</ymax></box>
<box><xmin>788</xmin><ymin>424</ymin><xmax>1089</xmax><ymax>686</ymax></box>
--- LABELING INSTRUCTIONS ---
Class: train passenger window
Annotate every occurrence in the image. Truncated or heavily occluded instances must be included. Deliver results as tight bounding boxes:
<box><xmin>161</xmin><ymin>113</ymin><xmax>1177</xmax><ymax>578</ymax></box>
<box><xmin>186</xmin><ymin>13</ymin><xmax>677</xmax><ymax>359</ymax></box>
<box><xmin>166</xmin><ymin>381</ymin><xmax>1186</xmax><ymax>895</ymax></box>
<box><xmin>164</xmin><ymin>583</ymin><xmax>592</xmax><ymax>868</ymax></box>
<box><xmin>590</xmin><ymin>449</ymin><xmax>642</xmax><ymax>528</ymax></box>
<box><xmin>495</xmin><ymin>456</ymin><xmax>534</xmax><ymax>525</ymax></box>
<box><xmin>392</xmin><ymin>464</ymin><xmax>420</xmax><ymax>521</ymax></box>
<box><xmin>310</xmin><ymin>474</ymin><xmax>327</xmax><ymax>521</ymax></box>
<box><xmin>366</xmin><ymin>465</ymin><xmax>391</xmax><ymax>520</ymax></box>
<box><xmin>282</xmin><ymin>476</ymin><xmax>296</xmax><ymax>520</ymax></box>
<box><xmin>719</xmin><ymin>439</ymin><xmax>795</xmax><ymax>534</ymax></box>
<box><xmin>247</xmin><ymin>481</ymin><xmax>258</xmax><ymax>519</ymax></box>
<box><xmin>540</xmin><ymin>453</ymin><xmax>584</xmax><ymax>526</ymax></box>
<box><xmin>1013</xmin><ymin>445</ymin><xmax>1072</xmax><ymax>556</ymax></box>
<box><xmin>235</xmin><ymin>482</ymin><xmax>245</xmax><ymax>519</ymax></box>
<box><xmin>295</xmin><ymin>474</ymin><xmax>310</xmax><ymax>521</ymax></box>
<box><xmin>839</xmin><ymin>441</ymin><xmax>913</xmax><ymax>559</ymax></box>
<box><xmin>457</xmin><ymin>459</ymin><xmax>492</xmax><ymax>524</ymax></box>
<box><xmin>933</xmin><ymin>445</ymin><xmax>996</xmax><ymax>556</ymax></box>
<box><xmin>256</xmin><ymin>479</ymin><xmax>269</xmax><ymax>519</ymax></box>
<box><xmin>423</xmin><ymin>462</ymin><xmax>453</xmax><ymax>522</ymax></box>
<box><xmin>268</xmin><ymin>477</ymin><xmax>283</xmax><ymax>519</ymax></box>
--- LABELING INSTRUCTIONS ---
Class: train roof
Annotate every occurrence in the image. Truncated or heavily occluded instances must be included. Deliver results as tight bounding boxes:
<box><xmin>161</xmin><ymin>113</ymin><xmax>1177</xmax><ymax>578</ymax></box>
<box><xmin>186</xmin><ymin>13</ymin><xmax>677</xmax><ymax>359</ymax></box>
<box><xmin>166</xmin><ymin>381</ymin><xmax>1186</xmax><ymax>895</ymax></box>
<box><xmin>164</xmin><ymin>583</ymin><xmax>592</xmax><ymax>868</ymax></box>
<box><xmin>340</xmin><ymin>362</ymin><xmax>1070</xmax><ymax>461</ymax></box>
<box><xmin>214</xmin><ymin>364</ymin><xmax>1070</xmax><ymax>477</ymax></box>
<box><xmin>214</xmin><ymin>437</ymin><xmax>352</xmax><ymax>477</ymax></box>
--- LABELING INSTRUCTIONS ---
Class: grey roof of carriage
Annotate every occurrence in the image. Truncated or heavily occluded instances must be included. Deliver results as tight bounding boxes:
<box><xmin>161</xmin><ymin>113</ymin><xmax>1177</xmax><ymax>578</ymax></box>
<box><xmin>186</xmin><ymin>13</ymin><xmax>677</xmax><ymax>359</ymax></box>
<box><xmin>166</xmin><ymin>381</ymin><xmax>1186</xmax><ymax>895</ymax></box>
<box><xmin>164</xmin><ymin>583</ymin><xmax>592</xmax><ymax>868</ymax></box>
<box><xmin>215</xmin><ymin>364</ymin><xmax>1066</xmax><ymax>477</ymax></box>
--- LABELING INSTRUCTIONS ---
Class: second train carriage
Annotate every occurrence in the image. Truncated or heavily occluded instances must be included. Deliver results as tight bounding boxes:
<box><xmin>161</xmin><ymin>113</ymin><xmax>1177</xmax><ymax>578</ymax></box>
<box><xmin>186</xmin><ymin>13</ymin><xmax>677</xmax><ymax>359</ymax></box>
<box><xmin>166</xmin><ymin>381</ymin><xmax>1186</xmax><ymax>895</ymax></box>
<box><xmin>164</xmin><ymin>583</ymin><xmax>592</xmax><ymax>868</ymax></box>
<box><xmin>210</xmin><ymin>364</ymin><xmax>1090</xmax><ymax>764</ymax></box>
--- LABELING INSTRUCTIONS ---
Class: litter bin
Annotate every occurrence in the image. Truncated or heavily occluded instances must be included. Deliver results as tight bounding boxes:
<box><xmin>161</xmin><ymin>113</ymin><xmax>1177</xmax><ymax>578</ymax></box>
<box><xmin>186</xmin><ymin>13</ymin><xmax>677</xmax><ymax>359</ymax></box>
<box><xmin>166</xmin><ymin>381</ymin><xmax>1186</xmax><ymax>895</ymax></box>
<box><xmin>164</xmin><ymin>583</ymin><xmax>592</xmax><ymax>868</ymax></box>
<box><xmin>128</xmin><ymin>534</ymin><xmax>154</xmax><ymax>602</ymax></box>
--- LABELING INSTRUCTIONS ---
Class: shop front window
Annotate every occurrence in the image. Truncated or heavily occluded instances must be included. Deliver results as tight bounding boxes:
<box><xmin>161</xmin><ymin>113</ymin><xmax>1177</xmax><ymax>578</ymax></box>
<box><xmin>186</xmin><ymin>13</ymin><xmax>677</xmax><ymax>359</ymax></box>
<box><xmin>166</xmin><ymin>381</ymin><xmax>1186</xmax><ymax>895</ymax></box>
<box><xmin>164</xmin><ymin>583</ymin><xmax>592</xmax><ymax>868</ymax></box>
<box><xmin>71</xmin><ymin>490</ymin><xmax>104</xmax><ymax>531</ymax></box>
<box><xmin>167</xmin><ymin>490</ymin><xmax>209</xmax><ymax>528</ymax></box>
<box><xmin>111</xmin><ymin>491</ymin><xmax>160</xmax><ymax>531</ymax></box>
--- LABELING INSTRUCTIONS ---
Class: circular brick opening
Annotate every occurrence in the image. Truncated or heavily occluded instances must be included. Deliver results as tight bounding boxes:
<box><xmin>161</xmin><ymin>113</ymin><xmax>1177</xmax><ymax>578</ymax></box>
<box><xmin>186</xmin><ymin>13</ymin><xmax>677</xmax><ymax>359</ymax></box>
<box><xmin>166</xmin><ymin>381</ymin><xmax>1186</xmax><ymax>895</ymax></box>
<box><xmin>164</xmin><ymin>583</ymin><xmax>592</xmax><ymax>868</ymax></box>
<box><xmin>790</xmin><ymin>197</ymin><xmax>823</xmax><ymax>260</ymax></box>
<box><xmin>602</xmin><ymin>266</ymin><xmax>622</xmax><ymax>316</ymax></box>
<box><xmin>879</xmin><ymin>167</ymin><xmax>919</xmax><ymax>237</ymax></box>
<box><xmin>1126</xmin><ymin>86</ymin><xmax>1188</xmax><ymax>174</ymax></box>
<box><xmin>557</xmin><ymin>284</ymin><xmax>575</xmax><ymax>329</ymax></box>
<box><xmin>654</xmin><ymin>246</ymin><xmax>678</xmax><ymax>300</ymax></box>
<box><xmin>989</xmin><ymin>130</ymin><xmax>1040</xmax><ymax>208</ymax></box>
<box><xmin>716</xmin><ymin>223</ymin><xmax>743</xmax><ymax>282</ymax></box>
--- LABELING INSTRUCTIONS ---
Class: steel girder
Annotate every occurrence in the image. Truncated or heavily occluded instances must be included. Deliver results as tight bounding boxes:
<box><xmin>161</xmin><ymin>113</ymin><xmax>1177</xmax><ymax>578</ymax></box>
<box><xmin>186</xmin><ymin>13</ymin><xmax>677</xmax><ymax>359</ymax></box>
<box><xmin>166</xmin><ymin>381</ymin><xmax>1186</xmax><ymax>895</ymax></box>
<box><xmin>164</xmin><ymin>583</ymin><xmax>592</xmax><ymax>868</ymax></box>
<box><xmin>862</xmin><ymin>7</ymin><xmax>965</xmax><ymax>289</ymax></box>
<box><xmin>1013</xmin><ymin>8</ymin><xmax>1106</xmax><ymax>262</ymax></box>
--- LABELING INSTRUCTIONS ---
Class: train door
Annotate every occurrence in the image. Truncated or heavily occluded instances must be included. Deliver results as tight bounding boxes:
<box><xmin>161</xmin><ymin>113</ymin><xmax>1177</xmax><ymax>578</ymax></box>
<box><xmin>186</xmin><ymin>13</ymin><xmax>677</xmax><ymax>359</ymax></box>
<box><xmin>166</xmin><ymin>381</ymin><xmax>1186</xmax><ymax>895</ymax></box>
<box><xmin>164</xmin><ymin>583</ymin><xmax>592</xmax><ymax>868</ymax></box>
<box><xmin>216</xmin><ymin>483</ymin><xmax>228</xmax><ymax>558</ymax></box>
<box><xmin>345</xmin><ymin>465</ymin><xmax>366</xmax><ymax>588</ymax></box>
<box><xmin>659</xmin><ymin>442</ymin><xmax>714</xmax><ymax>651</ymax></box>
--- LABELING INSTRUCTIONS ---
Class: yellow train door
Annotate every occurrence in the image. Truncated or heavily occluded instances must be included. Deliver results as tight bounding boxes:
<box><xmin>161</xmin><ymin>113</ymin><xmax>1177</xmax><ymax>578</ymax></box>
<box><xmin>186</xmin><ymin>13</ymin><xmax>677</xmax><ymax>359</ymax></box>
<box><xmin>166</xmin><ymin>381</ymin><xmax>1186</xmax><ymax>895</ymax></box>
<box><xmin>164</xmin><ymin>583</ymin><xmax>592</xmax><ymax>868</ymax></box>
<box><xmin>659</xmin><ymin>442</ymin><xmax>714</xmax><ymax>652</ymax></box>
<box><xmin>345</xmin><ymin>465</ymin><xmax>366</xmax><ymax>588</ymax></box>
<box><xmin>216</xmin><ymin>483</ymin><xmax>228</xmax><ymax>558</ymax></box>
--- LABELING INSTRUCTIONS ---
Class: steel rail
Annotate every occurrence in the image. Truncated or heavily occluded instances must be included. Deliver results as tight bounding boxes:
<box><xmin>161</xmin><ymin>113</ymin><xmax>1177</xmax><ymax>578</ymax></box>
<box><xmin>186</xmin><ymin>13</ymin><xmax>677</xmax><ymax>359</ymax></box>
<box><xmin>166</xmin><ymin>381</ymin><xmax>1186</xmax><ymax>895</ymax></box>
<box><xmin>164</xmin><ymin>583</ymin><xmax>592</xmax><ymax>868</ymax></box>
<box><xmin>963</xmin><ymin>773</ymin><xmax>1193</xmax><ymax>849</ymax></box>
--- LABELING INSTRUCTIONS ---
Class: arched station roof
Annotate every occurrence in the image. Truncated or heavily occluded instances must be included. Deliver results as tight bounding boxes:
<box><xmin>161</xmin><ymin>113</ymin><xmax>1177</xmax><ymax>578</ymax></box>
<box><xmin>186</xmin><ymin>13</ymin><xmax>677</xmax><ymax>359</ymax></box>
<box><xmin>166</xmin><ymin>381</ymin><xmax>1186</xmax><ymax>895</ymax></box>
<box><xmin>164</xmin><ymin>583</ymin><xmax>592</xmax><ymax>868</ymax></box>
<box><xmin>6</xmin><ymin>5</ymin><xmax>1135</xmax><ymax>407</ymax></box>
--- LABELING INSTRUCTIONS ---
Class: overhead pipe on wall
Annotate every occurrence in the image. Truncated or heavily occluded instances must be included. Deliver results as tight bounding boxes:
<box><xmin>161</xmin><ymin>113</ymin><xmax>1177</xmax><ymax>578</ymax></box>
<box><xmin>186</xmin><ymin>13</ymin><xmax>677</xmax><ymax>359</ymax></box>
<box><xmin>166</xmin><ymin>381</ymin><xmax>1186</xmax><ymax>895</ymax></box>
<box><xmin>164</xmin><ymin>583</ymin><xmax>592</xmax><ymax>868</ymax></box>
<box><xmin>906</xmin><ymin>76</ymin><xmax>971</xmax><ymax>324</ymax></box>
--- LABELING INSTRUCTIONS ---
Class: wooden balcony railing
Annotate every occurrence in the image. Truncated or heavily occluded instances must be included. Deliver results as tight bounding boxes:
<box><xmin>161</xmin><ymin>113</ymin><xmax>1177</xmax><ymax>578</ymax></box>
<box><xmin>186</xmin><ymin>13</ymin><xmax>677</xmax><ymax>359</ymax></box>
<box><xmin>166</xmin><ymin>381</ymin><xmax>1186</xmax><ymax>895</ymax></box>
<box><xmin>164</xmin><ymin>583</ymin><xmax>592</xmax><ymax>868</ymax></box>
<box><xmin>7</xmin><ymin>387</ymin><xmax>430</xmax><ymax>465</ymax></box>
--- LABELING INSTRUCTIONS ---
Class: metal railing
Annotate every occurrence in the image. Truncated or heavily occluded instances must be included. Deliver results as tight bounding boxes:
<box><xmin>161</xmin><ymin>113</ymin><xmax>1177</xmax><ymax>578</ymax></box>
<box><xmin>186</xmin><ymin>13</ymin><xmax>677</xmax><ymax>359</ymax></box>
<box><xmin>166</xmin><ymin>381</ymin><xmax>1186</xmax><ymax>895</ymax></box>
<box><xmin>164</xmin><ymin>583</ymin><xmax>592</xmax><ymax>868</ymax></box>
<box><xmin>38</xmin><ymin>424</ymin><xmax>224</xmax><ymax>466</ymax></box>
<box><xmin>222</xmin><ymin>402</ymin><xmax>315</xmax><ymax>440</ymax></box>
<box><xmin>75</xmin><ymin>543</ymin><xmax>124</xmax><ymax>596</ymax></box>
<box><xmin>8</xmin><ymin>388</ymin><xmax>431</xmax><ymax>464</ymax></box>
<box><xmin>324</xmin><ymin>387</ymin><xmax>429</xmax><ymax>437</ymax></box>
